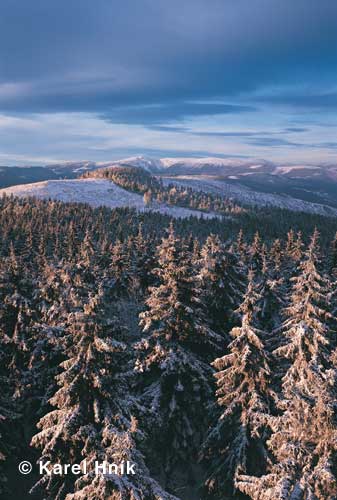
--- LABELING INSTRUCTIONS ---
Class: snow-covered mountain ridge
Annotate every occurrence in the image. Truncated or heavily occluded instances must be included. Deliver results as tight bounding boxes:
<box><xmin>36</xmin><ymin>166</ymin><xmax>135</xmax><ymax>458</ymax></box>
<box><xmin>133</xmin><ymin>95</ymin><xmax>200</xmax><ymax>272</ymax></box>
<box><xmin>161</xmin><ymin>176</ymin><xmax>337</xmax><ymax>217</ymax></box>
<box><xmin>0</xmin><ymin>178</ymin><xmax>219</xmax><ymax>220</ymax></box>
<box><xmin>109</xmin><ymin>155</ymin><xmax>337</xmax><ymax>178</ymax></box>
<box><xmin>2</xmin><ymin>155</ymin><xmax>337</xmax><ymax>217</ymax></box>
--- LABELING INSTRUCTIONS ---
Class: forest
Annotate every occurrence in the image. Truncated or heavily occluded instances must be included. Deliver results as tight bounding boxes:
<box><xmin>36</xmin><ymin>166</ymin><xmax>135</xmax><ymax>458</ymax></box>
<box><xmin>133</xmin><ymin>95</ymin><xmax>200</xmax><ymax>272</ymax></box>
<box><xmin>83</xmin><ymin>165</ymin><xmax>244</xmax><ymax>215</ymax></box>
<box><xmin>0</xmin><ymin>193</ymin><xmax>337</xmax><ymax>500</ymax></box>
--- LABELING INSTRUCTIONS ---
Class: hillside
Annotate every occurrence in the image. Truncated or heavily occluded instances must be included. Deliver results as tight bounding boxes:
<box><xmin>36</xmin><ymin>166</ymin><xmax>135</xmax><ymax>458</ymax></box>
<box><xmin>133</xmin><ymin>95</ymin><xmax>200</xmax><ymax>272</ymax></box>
<box><xmin>0</xmin><ymin>178</ymin><xmax>219</xmax><ymax>219</ymax></box>
<box><xmin>2</xmin><ymin>156</ymin><xmax>337</xmax><ymax>217</ymax></box>
<box><xmin>119</xmin><ymin>156</ymin><xmax>337</xmax><ymax>209</ymax></box>
<box><xmin>161</xmin><ymin>175</ymin><xmax>337</xmax><ymax>217</ymax></box>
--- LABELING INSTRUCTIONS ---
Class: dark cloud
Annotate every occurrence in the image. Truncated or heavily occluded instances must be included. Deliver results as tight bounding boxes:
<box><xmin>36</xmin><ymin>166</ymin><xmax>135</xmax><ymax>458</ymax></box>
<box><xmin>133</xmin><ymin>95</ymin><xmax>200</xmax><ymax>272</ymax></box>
<box><xmin>102</xmin><ymin>102</ymin><xmax>255</xmax><ymax>125</ymax></box>
<box><xmin>248</xmin><ymin>137</ymin><xmax>306</xmax><ymax>148</ymax></box>
<box><xmin>318</xmin><ymin>142</ymin><xmax>337</xmax><ymax>150</ymax></box>
<box><xmin>248</xmin><ymin>137</ymin><xmax>337</xmax><ymax>151</ymax></box>
<box><xmin>147</xmin><ymin>125</ymin><xmax>190</xmax><ymax>133</ymax></box>
<box><xmin>1</xmin><ymin>1</ymin><xmax>337</xmax><ymax>161</ymax></box>
<box><xmin>284</xmin><ymin>127</ymin><xmax>309</xmax><ymax>133</ymax></box>
<box><xmin>147</xmin><ymin>128</ymin><xmax>308</xmax><ymax>138</ymax></box>
<box><xmin>0</xmin><ymin>0</ymin><xmax>336</xmax><ymax>119</ymax></box>
<box><xmin>191</xmin><ymin>131</ymin><xmax>270</xmax><ymax>138</ymax></box>
<box><xmin>258</xmin><ymin>93</ymin><xmax>337</xmax><ymax>110</ymax></box>
<box><xmin>142</xmin><ymin>126</ymin><xmax>274</xmax><ymax>137</ymax></box>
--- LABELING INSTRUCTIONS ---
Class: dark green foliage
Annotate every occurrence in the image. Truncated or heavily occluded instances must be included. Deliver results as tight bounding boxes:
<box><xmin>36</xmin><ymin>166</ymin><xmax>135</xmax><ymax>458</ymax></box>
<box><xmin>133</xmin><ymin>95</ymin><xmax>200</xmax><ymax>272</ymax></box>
<box><xmin>0</xmin><ymin>195</ymin><xmax>336</xmax><ymax>499</ymax></box>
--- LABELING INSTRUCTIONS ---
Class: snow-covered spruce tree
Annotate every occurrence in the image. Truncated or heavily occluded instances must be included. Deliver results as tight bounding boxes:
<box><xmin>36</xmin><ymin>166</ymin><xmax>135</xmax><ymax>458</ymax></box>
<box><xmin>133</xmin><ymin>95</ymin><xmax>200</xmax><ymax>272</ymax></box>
<box><xmin>198</xmin><ymin>234</ymin><xmax>244</xmax><ymax>337</ymax></box>
<box><xmin>250</xmin><ymin>231</ymin><xmax>263</xmax><ymax>272</ymax></box>
<box><xmin>259</xmin><ymin>276</ymin><xmax>286</xmax><ymax>336</ymax></box>
<box><xmin>285</xmin><ymin>229</ymin><xmax>303</xmax><ymax>265</ymax></box>
<box><xmin>79</xmin><ymin>229</ymin><xmax>96</xmax><ymax>269</ymax></box>
<box><xmin>27</xmin><ymin>323</ymin><xmax>66</xmax><ymax>417</ymax></box>
<box><xmin>110</xmin><ymin>239</ymin><xmax>132</xmax><ymax>296</ymax></box>
<box><xmin>135</xmin><ymin>223</ymin><xmax>221</xmax><ymax>478</ymax></box>
<box><xmin>202</xmin><ymin>270</ymin><xmax>275</xmax><ymax>499</ymax></box>
<box><xmin>258</xmin><ymin>251</ymin><xmax>286</xmax><ymax>333</ymax></box>
<box><xmin>0</xmin><ymin>246</ymin><xmax>34</xmax><ymax>340</ymax></box>
<box><xmin>66</xmin><ymin>419</ymin><xmax>179</xmax><ymax>500</ymax></box>
<box><xmin>0</xmin><ymin>250</ymin><xmax>40</xmax><ymax>409</ymax></box>
<box><xmin>36</xmin><ymin>261</ymin><xmax>92</xmax><ymax>328</ymax></box>
<box><xmin>31</xmin><ymin>287</ymin><xmax>176</xmax><ymax>500</ymax></box>
<box><xmin>235</xmin><ymin>229</ymin><xmax>248</xmax><ymax>264</ymax></box>
<box><xmin>129</xmin><ymin>223</ymin><xmax>155</xmax><ymax>295</ymax></box>
<box><xmin>269</xmin><ymin>239</ymin><xmax>284</xmax><ymax>274</ymax></box>
<box><xmin>191</xmin><ymin>236</ymin><xmax>201</xmax><ymax>268</ymax></box>
<box><xmin>64</xmin><ymin>220</ymin><xmax>81</xmax><ymax>262</ymax></box>
<box><xmin>236</xmin><ymin>229</ymin><xmax>337</xmax><ymax>500</ymax></box>
<box><xmin>285</xmin><ymin>229</ymin><xmax>295</xmax><ymax>258</ymax></box>
<box><xmin>330</xmin><ymin>231</ymin><xmax>337</xmax><ymax>275</ymax></box>
<box><xmin>77</xmin><ymin>228</ymin><xmax>99</xmax><ymax>285</ymax></box>
<box><xmin>0</xmin><ymin>333</ymin><xmax>19</xmax><ymax>497</ymax></box>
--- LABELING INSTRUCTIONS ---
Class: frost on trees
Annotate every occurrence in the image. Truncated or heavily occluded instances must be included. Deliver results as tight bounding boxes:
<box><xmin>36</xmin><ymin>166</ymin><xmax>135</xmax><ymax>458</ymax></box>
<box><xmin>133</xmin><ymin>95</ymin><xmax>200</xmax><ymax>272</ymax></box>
<box><xmin>236</xmin><ymin>230</ymin><xmax>337</xmax><ymax>500</ymax></box>
<box><xmin>202</xmin><ymin>271</ymin><xmax>275</xmax><ymax>498</ymax></box>
<box><xmin>31</xmin><ymin>287</ymin><xmax>176</xmax><ymax>500</ymax></box>
<box><xmin>135</xmin><ymin>224</ymin><xmax>221</xmax><ymax>478</ymax></box>
<box><xmin>197</xmin><ymin>234</ymin><xmax>244</xmax><ymax>338</ymax></box>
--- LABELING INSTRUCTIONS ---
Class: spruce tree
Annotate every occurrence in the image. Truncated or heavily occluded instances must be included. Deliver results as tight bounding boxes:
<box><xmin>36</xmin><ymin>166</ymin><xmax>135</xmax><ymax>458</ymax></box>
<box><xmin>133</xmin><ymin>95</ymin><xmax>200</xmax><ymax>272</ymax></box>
<box><xmin>130</xmin><ymin>223</ymin><xmax>155</xmax><ymax>295</ymax></box>
<box><xmin>110</xmin><ymin>239</ymin><xmax>132</xmax><ymax>296</ymax></box>
<box><xmin>198</xmin><ymin>234</ymin><xmax>244</xmax><ymax>337</ymax></box>
<box><xmin>250</xmin><ymin>232</ymin><xmax>263</xmax><ymax>271</ymax></box>
<box><xmin>330</xmin><ymin>232</ymin><xmax>337</xmax><ymax>274</ymax></box>
<box><xmin>0</xmin><ymin>336</ymin><xmax>19</xmax><ymax>497</ymax></box>
<box><xmin>237</xmin><ymin>230</ymin><xmax>337</xmax><ymax>500</ymax></box>
<box><xmin>269</xmin><ymin>239</ymin><xmax>283</xmax><ymax>273</ymax></box>
<box><xmin>202</xmin><ymin>271</ymin><xmax>274</xmax><ymax>498</ymax></box>
<box><xmin>31</xmin><ymin>287</ymin><xmax>173</xmax><ymax>500</ymax></box>
<box><xmin>235</xmin><ymin>229</ymin><xmax>247</xmax><ymax>263</ymax></box>
<box><xmin>135</xmin><ymin>224</ymin><xmax>221</xmax><ymax>481</ymax></box>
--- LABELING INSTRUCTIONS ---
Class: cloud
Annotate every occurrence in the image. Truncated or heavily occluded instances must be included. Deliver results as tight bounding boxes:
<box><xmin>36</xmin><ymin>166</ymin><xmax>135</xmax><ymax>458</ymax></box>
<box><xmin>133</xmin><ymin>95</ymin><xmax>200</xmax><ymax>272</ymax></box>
<box><xmin>146</xmin><ymin>127</ymin><xmax>313</xmax><ymax>138</ymax></box>
<box><xmin>284</xmin><ymin>127</ymin><xmax>309</xmax><ymax>133</ymax></box>
<box><xmin>0</xmin><ymin>1</ymin><xmax>337</xmax><ymax>162</ymax></box>
<box><xmin>147</xmin><ymin>125</ymin><xmax>190</xmax><ymax>133</ymax></box>
<box><xmin>88</xmin><ymin>146</ymin><xmax>249</xmax><ymax>159</ymax></box>
<box><xmin>258</xmin><ymin>93</ymin><xmax>337</xmax><ymax>111</ymax></box>
<box><xmin>146</xmin><ymin>126</ymin><xmax>275</xmax><ymax>137</ymax></box>
<box><xmin>101</xmin><ymin>102</ymin><xmax>255</xmax><ymax>125</ymax></box>
<box><xmin>248</xmin><ymin>137</ymin><xmax>306</xmax><ymax>148</ymax></box>
<box><xmin>191</xmin><ymin>130</ymin><xmax>270</xmax><ymax>138</ymax></box>
<box><xmin>317</xmin><ymin>142</ymin><xmax>337</xmax><ymax>150</ymax></box>
<box><xmin>0</xmin><ymin>1</ymin><xmax>337</xmax><ymax>118</ymax></box>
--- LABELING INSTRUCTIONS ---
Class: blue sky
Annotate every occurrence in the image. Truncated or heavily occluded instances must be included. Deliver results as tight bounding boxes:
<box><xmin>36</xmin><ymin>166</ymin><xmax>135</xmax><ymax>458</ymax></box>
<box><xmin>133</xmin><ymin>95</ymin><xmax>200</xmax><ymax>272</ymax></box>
<box><xmin>1</xmin><ymin>0</ymin><xmax>337</xmax><ymax>165</ymax></box>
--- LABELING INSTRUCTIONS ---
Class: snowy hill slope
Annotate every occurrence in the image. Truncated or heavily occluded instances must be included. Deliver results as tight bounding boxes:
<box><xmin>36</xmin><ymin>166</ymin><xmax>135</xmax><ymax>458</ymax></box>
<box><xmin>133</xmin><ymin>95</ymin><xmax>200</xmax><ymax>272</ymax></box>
<box><xmin>99</xmin><ymin>157</ymin><xmax>337</xmax><ymax>209</ymax></box>
<box><xmin>162</xmin><ymin>176</ymin><xmax>337</xmax><ymax>217</ymax></box>
<box><xmin>3</xmin><ymin>156</ymin><xmax>337</xmax><ymax>217</ymax></box>
<box><xmin>0</xmin><ymin>178</ymin><xmax>219</xmax><ymax>219</ymax></box>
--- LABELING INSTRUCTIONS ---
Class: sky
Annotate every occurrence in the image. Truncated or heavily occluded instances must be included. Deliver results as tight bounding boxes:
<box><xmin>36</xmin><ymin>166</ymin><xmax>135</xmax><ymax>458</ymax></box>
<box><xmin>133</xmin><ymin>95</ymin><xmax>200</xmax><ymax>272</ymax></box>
<box><xmin>1</xmin><ymin>0</ymin><xmax>337</xmax><ymax>165</ymax></box>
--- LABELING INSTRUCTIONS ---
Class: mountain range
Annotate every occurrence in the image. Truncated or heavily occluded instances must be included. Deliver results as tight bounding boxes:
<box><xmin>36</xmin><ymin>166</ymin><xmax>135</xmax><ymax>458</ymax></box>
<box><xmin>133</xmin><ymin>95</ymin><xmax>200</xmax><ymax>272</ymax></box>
<box><xmin>2</xmin><ymin>156</ymin><xmax>337</xmax><ymax>216</ymax></box>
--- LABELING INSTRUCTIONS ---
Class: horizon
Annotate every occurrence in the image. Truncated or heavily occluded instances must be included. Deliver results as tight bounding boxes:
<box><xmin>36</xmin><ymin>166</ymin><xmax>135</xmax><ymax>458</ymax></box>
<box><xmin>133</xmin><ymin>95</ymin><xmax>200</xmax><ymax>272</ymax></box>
<box><xmin>3</xmin><ymin>153</ymin><xmax>337</xmax><ymax>169</ymax></box>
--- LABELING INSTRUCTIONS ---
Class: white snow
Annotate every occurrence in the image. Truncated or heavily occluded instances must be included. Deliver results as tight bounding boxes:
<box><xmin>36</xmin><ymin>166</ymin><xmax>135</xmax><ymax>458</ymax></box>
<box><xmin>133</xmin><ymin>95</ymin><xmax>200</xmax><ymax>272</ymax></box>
<box><xmin>110</xmin><ymin>156</ymin><xmax>164</xmax><ymax>172</ymax></box>
<box><xmin>101</xmin><ymin>155</ymin><xmax>269</xmax><ymax>172</ymax></box>
<box><xmin>40</xmin><ymin>155</ymin><xmax>334</xmax><ymax>178</ymax></box>
<box><xmin>0</xmin><ymin>178</ymin><xmax>220</xmax><ymax>220</ymax></box>
<box><xmin>274</xmin><ymin>165</ymin><xmax>320</xmax><ymax>174</ymax></box>
<box><xmin>161</xmin><ymin>176</ymin><xmax>337</xmax><ymax>217</ymax></box>
<box><xmin>159</xmin><ymin>157</ymin><xmax>255</xmax><ymax>169</ymax></box>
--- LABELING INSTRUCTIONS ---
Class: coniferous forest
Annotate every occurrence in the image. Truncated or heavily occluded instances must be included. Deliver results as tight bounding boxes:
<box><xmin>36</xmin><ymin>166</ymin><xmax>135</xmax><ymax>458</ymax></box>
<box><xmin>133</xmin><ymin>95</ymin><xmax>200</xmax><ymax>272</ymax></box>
<box><xmin>1</xmin><ymin>193</ymin><xmax>337</xmax><ymax>500</ymax></box>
